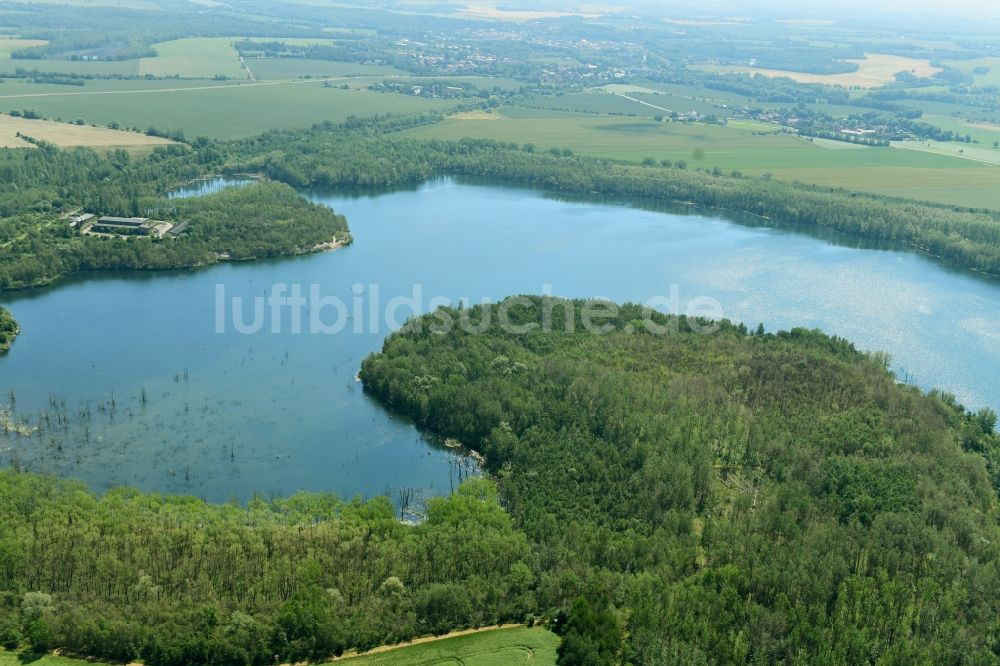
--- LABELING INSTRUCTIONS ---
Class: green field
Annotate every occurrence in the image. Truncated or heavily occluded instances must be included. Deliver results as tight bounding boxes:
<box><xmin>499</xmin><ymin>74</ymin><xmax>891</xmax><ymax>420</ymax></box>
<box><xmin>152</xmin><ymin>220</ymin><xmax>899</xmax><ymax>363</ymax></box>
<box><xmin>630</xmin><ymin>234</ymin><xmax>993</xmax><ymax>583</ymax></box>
<box><xmin>0</xmin><ymin>58</ymin><xmax>141</xmax><ymax>76</ymax></box>
<box><xmin>0</xmin><ymin>37</ymin><xmax>252</xmax><ymax>80</ymax></box>
<box><xmin>0</xmin><ymin>78</ymin><xmax>462</xmax><ymax>138</ymax></box>
<box><xmin>520</xmin><ymin>84</ymin><xmax>750</xmax><ymax>118</ymax></box>
<box><xmin>0</xmin><ymin>652</ymin><xmax>108</xmax><ymax>666</ymax></box>
<box><xmin>892</xmin><ymin>138</ymin><xmax>1000</xmax><ymax>165</ymax></box>
<box><xmin>942</xmin><ymin>56</ymin><xmax>1000</xmax><ymax>87</ymax></box>
<box><xmin>516</xmin><ymin>90</ymin><xmax>661</xmax><ymax>116</ymax></box>
<box><xmin>920</xmin><ymin>114</ymin><xmax>1000</xmax><ymax>146</ymax></box>
<box><xmin>139</xmin><ymin>37</ymin><xmax>247</xmax><ymax>79</ymax></box>
<box><xmin>402</xmin><ymin>112</ymin><xmax>1000</xmax><ymax>209</ymax></box>
<box><xmin>0</xmin><ymin>627</ymin><xmax>556</xmax><ymax>666</ymax></box>
<box><xmin>248</xmin><ymin>57</ymin><xmax>406</xmax><ymax>80</ymax></box>
<box><xmin>329</xmin><ymin>626</ymin><xmax>559</xmax><ymax>665</ymax></box>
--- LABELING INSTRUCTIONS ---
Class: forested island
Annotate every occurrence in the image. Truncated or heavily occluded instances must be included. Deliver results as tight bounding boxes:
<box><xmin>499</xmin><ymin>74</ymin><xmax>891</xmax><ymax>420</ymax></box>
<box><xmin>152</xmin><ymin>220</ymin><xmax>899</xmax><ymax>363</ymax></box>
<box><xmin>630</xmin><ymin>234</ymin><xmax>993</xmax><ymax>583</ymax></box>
<box><xmin>1</xmin><ymin>298</ymin><xmax>997</xmax><ymax>664</ymax></box>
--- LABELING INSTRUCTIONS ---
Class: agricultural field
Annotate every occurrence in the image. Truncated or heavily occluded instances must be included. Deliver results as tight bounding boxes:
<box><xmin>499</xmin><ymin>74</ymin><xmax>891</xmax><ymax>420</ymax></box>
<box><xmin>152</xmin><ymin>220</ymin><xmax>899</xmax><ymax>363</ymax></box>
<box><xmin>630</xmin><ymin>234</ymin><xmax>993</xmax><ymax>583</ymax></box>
<box><xmin>0</xmin><ymin>38</ymin><xmax>47</xmax><ymax>58</ymax></box>
<box><xmin>403</xmin><ymin>113</ymin><xmax>1000</xmax><ymax>209</ymax></box>
<box><xmin>139</xmin><ymin>37</ymin><xmax>247</xmax><ymax>79</ymax></box>
<box><xmin>0</xmin><ymin>79</ymin><xmax>463</xmax><ymax>138</ymax></box>
<box><xmin>0</xmin><ymin>58</ymin><xmax>141</xmax><ymax>76</ymax></box>
<box><xmin>540</xmin><ymin>84</ymin><xmax>871</xmax><ymax>120</ymax></box>
<box><xmin>512</xmin><ymin>83</ymin><xmax>755</xmax><ymax>120</ymax></box>
<box><xmin>0</xmin><ymin>113</ymin><xmax>175</xmax><ymax>150</ymax></box>
<box><xmin>919</xmin><ymin>114</ymin><xmax>1000</xmax><ymax>146</ymax></box>
<box><xmin>941</xmin><ymin>56</ymin><xmax>1000</xmax><ymax>87</ymax></box>
<box><xmin>694</xmin><ymin>53</ymin><xmax>942</xmax><ymax>88</ymax></box>
<box><xmin>248</xmin><ymin>58</ymin><xmax>406</xmax><ymax>81</ymax></box>
<box><xmin>892</xmin><ymin>139</ymin><xmax>1000</xmax><ymax>165</ymax></box>
<box><xmin>516</xmin><ymin>90</ymin><xmax>662</xmax><ymax>116</ymax></box>
<box><xmin>329</xmin><ymin>626</ymin><xmax>559</xmax><ymax>665</ymax></box>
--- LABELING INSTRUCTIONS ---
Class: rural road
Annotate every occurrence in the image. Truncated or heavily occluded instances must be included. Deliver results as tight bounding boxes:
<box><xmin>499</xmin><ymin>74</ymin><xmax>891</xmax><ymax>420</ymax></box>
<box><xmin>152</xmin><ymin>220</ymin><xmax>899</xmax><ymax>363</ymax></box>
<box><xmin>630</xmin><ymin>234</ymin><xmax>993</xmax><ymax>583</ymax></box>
<box><xmin>0</xmin><ymin>74</ymin><xmax>485</xmax><ymax>101</ymax></box>
<box><xmin>612</xmin><ymin>91</ymin><xmax>673</xmax><ymax>114</ymax></box>
<box><xmin>0</xmin><ymin>76</ymin><xmax>362</xmax><ymax>100</ymax></box>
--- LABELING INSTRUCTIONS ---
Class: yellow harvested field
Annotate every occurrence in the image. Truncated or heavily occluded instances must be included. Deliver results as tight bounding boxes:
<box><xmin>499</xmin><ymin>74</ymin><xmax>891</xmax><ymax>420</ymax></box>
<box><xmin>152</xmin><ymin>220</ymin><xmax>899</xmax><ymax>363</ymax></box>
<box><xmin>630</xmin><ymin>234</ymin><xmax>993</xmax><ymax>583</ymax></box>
<box><xmin>0</xmin><ymin>37</ymin><xmax>48</xmax><ymax>60</ymax></box>
<box><xmin>0</xmin><ymin>38</ymin><xmax>48</xmax><ymax>57</ymax></box>
<box><xmin>964</xmin><ymin>120</ymin><xmax>1000</xmax><ymax>132</ymax></box>
<box><xmin>698</xmin><ymin>53</ymin><xmax>942</xmax><ymax>88</ymax></box>
<box><xmin>0</xmin><ymin>115</ymin><xmax>176</xmax><ymax>149</ymax></box>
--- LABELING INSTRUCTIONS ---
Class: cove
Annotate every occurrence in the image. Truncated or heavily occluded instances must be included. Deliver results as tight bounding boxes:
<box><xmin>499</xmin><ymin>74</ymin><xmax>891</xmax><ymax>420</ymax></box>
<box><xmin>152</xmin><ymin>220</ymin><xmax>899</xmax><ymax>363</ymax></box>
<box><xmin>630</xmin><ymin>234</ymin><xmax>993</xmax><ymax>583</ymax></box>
<box><xmin>1</xmin><ymin>178</ymin><xmax>998</xmax><ymax>502</ymax></box>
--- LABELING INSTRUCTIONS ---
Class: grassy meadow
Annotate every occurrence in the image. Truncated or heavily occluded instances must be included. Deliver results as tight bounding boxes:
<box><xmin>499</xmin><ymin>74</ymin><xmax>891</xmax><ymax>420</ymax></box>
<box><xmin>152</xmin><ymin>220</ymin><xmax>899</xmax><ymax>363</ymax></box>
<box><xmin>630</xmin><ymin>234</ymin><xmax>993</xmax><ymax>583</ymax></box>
<box><xmin>247</xmin><ymin>58</ymin><xmax>406</xmax><ymax>80</ymax></box>
<box><xmin>139</xmin><ymin>37</ymin><xmax>247</xmax><ymax>79</ymax></box>
<box><xmin>0</xmin><ymin>653</ymin><xmax>109</xmax><ymax>666</ymax></box>
<box><xmin>329</xmin><ymin>626</ymin><xmax>559</xmax><ymax>665</ymax></box>
<box><xmin>0</xmin><ymin>58</ymin><xmax>141</xmax><ymax>76</ymax></box>
<box><xmin>941</xmin><ymin>56</ymin><xmax>1000</xmax><ymax>87</ymax></box>
<box><xmin>0</xmin><ymin>627</ymin><xmax>557</xmax><ymax>666</ymax></box>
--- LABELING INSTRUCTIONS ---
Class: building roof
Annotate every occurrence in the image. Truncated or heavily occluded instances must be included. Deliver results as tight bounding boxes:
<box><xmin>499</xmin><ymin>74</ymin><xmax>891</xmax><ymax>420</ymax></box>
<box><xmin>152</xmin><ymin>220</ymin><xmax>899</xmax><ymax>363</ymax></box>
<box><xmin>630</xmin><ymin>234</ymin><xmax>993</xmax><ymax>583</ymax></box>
<box><xmin>97</xmin><ymin>216</ymin><xmax>151</xmax><ymax>226</ymax></box>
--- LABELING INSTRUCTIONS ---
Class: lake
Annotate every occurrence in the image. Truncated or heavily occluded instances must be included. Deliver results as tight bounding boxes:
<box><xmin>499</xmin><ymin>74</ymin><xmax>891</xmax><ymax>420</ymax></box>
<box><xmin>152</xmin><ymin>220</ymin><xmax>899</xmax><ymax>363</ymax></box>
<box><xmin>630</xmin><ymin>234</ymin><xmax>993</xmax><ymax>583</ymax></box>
<box><xmin>1</xmin><ymin>178</ymin><xmax>998</xmax><ymax>502</ymax></box>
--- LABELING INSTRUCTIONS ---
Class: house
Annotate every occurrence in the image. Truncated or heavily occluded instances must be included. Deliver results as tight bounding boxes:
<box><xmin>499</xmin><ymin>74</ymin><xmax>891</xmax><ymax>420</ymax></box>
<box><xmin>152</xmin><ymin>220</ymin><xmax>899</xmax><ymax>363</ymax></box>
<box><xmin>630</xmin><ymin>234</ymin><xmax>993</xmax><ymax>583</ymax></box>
<box><xmin>92</xmin><ymin>216</ymin><xmax>154</xmax><ymax>236</ymax></box>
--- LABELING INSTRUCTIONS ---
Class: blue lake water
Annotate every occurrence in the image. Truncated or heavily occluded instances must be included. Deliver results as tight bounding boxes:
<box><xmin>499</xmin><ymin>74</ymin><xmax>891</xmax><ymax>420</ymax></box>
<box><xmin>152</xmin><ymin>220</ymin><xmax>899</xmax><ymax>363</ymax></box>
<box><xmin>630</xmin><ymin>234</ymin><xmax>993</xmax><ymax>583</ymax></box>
<box><xmin>1</xmin><ymin>178</ymin><xmax>998</xmax><ymax>501</ymax></box>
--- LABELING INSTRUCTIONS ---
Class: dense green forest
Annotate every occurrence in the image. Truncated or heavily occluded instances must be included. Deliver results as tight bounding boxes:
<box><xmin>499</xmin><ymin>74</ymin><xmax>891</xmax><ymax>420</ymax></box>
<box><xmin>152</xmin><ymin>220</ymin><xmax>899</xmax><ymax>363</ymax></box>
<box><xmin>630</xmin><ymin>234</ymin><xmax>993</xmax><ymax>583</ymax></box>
<box><xmin>0</xmin><ymin>307</ymin><xmax>17</xmax><ymax>354</ymax></box>
<box><xmin>360</xmin><ymin>297</ymin><xmax>1000</xmax><ymax>664</ymax></box>
<box><xmin>2</xmin><ymin>298</ymin><xmax>998</xmax><ymax>663</ymax></box>
<box><xmin>0</xmin><ymin>474</ymin><xmax>534</xmax><ymax>664</ymax></box>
